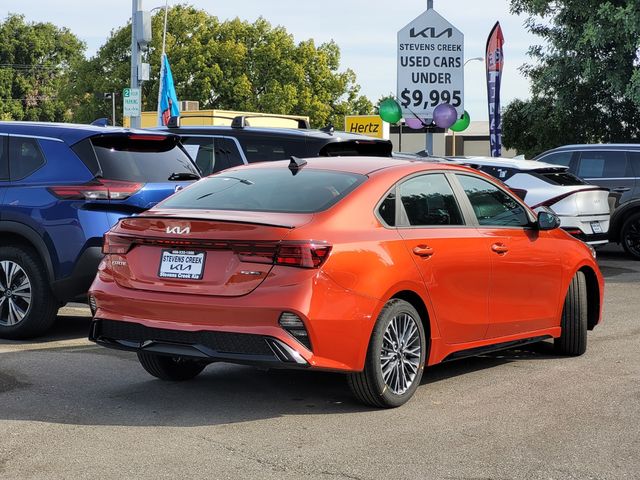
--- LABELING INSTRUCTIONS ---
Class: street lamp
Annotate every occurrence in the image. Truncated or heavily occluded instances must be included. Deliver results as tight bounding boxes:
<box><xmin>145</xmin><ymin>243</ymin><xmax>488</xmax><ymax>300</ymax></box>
<box><xmin>451</xmin><ymin>57</ymin><xmax>484</xmax><ymax>156</ymax></box>
<box><xmin>464</xmin><ymin>57</ymin><xmax>484</xmax><ymax>66</ymax></box>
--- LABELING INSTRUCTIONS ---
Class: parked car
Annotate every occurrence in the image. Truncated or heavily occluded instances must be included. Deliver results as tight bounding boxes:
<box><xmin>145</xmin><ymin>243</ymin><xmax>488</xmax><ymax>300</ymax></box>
<box><xmin>151</xmin><ymin>115</ymin><xmax>393</xmax><ymax>175</ymax></box>
<box><xmin>535</xmin><ymin>145</ymin><xmax>640</xmax><ymax>258</ymax></box>
<box><xmin>454</xmin><ymin>156</ymin><xmax>611</xmax><ymax>245</ymax></box>
<box><xmin>0</xmin><ymin>122</ymin><xmax>200</xmax><ymax>339</ymax></box>
<box><xmin>89</xmin><ymin>156</ymin><xmax>603</xmax><ymax>408</ymax></box>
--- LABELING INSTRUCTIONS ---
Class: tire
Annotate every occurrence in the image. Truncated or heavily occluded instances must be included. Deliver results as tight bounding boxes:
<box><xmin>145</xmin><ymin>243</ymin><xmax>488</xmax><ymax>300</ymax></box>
<box><xmin>348</xmin><ymin>299</ymin><xmax>427</xmax><ymax>408</ymax></box>
<box><xmin>554</xmin><ymin>271</ymin><xmax>588</xmax><ymax>356</ymax></box>
<box><xmin>137</xmin><ymin>351</ymin><xmax>206</xmax><ymax>381</ymax></box>
<box><xmin>0</xmin><ymin>246</ymin><xmax>58</xmax><ymax>339</ymax></box>
<box><xmin>621</xmin><ymin>212</ymin><xmax>640</xmax><ymax>260</ymax></box>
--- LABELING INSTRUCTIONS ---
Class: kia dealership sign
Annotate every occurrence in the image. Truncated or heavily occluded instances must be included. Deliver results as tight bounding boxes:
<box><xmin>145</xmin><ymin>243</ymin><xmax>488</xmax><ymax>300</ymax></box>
<box><xmin>397</xmin><ymin>8</ymin><xmax>464</xmax><ymax>120</ymax></box>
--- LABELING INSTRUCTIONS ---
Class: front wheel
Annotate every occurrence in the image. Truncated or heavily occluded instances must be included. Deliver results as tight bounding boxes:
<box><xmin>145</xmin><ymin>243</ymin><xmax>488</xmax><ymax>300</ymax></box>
<box><xmin>137</xmin><ymin>352</ymin><xmax>207</xmax><ymax>381</ymax></box>
<box><xmin>621</xmin><ymin>212</ymin><xmax>640</xmax><ymax>260</ymax></box>
<box><xmin>554</xmin><ymin>271</ymin><xmax>588</xmax><ymax>356</ymax></box>
<box><xmin>348</xmin><ymin>299</ymin><xmax>427</xmax><ymax>408</ymax></box>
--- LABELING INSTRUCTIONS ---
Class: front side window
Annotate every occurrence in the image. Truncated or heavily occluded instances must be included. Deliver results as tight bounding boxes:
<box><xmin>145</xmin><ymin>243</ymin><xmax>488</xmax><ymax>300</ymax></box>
<box><xmin>457</xmin><ymin>174</ymin><xmax>529</xmax><ymax>227</ymax></box>
<box><xmin>9</xmin><ymin>137</ymin><xmax>46</xmax><ymax>180</ymax></box>
<box><xmin>577</xmin><ymin>151</ymin><xmax>630</xmax><ymax>179</ymax></box>
<box><xmin>399</xmin><ymin>174</ymin><xmax>463</xmax><ymax>226</ymax></box>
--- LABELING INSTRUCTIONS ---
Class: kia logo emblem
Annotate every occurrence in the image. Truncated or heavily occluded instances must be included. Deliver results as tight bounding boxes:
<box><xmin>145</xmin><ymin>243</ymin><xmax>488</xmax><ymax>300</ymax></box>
<box><xmin>166</xmin><ymin>226</ymin><xmax>190</xmax><ymax>235</ymax></box>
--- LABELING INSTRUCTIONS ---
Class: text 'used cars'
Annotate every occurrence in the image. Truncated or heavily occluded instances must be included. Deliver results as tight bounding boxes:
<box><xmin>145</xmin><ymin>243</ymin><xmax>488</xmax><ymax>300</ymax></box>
<box><xmin>88</xmin><ymin>157</ymin><xmax>604</xmax><ymax>407</ymax></box>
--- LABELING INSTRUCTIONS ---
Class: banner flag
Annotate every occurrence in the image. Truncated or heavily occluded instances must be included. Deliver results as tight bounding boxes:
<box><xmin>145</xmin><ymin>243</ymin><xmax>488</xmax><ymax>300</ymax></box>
<box><xmin>486</xmin><ymin>22</ymin><xmax>504</xmax><ymax>157</ymax></box>
<box><xmin>159</xmin><ymin>54</ymin><xmax>180</xmax><ymax>126</ymax></box>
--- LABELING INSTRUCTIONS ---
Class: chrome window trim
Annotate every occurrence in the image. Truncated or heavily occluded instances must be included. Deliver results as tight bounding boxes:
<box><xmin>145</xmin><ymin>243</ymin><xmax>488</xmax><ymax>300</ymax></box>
<box><xmin>6</xmin><ymin>133</ymin><xmax>64</xmax><ymax>143</ymax></box>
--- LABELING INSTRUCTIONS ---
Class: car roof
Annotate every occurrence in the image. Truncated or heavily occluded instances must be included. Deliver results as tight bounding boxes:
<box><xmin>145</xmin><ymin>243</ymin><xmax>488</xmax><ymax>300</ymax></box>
<box><xmin>543</xmin><ymin>144</ymin><xmax>640</xmax><ymax>153</ymax></box>
<box><xmin>223</xmin><ymin>155</ymin><xmax>477</xmax><ymax>177</ymax></box>
<box><xmin>0</xmin><ymin>121</ymin><xmax>171</xmax><ymax>145</ymax></box>
<box><xmin>457</xmin><ymin>156</ymin><xmax>569</xmax><ymax>171</ymax></box>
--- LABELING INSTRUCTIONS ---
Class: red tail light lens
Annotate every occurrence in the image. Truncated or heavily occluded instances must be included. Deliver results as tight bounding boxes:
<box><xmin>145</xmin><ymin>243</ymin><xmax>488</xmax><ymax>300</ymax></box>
<box><xmin>48</xmin><ymin>179</ymin><xmax>143</xmax><ymax>201</ymax></box>
<box><xmin>275</xmin><ymin>242</ymin><xmax>332</xmax><ymax>268</ymax></box>
<box><xmin>102</xmin><ymin>232</ymin><xmax>134</xmax><ymax>254</ymax></box>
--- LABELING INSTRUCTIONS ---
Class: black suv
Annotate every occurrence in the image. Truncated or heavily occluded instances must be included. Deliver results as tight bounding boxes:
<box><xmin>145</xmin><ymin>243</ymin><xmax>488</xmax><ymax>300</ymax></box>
<box><xmin>535</xmin><ymin>144</ymin><xmax>640</xmax><ymax>258</ymax></box>
<box><xmin>152</xmin><ymin>115</ymin><xmax>393</xmax><ymax>176</ymax></box>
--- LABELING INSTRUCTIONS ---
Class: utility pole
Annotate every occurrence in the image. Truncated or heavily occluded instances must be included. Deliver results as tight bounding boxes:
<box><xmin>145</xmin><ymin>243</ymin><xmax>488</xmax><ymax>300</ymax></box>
<box><xmin>426</xmin><ymin>0</ymin><xmax>434</xmax><ymax>153</ymax></box>
<box><xmin>130</xmin><ymin>0</ymin><xmax>142</xmax><ymax>128</ymax></box>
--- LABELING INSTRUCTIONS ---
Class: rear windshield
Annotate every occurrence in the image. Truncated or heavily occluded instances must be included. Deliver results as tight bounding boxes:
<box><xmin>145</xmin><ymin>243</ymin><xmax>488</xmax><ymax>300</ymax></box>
<box><xmin>78</xmin><ymin>134</ymin><xmax>199</xmax><ymax>182</ymax></box>
<box><xmin>535</xmin><ymin>170</ymin><xmax>587</xmax><ymax>186</ymax></box>
<box><xmin>160</xmin><ymin>168</ymin><xmax>366</xmax><ymax>213</ymax></box>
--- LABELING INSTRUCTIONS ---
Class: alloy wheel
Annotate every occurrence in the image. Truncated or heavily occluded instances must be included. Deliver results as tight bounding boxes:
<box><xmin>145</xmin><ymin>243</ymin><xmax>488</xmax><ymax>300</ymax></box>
<box><xmin>380</xmin><ymin>312</ymin><xmax>422</xmax><ymax>395</ymax></box>
<box><xmin>624</xmin><ymin>218</ymin><xmax>640</xmax><ymax>258</ymax></box>
<box><xmin>0</xmin><ymin>261</ymin><xmax>32</xmax><ymax>327</ymax></box>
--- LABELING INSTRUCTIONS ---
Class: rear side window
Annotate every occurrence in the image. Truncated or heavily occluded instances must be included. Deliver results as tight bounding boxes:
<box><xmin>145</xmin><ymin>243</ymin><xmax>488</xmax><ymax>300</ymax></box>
<box><xmin>9</xmin><ymin>137</ymin><xmax>46</xmax><ymax>180</ymax></box>
<box><xmin>319</xmin><ymin>140</ymin><xmax>393</xmax><ymax>157</ymax></box>
<box><xmin>457</xmin><ymin>174</ymin><xmax>529</xmax><ymax>227</ymax></box>
<box><xmin>577</xmin><ymin>151</ymin><xmax>632</xmax><ymax>179</ymax></box>
<box><xmin>539</xmin><ymin>151</ymin><xmax>573</xmax><ymax>167</ymax></box>
<box><xmin>0</xmin><ymin>136</ymin><xmax>8</xmax><ymax>180</ymax></box>
<box><xmin>378</xmin><ymin>192</ymin><xmax>396</xmax><ymax>226</ymax></box>
<box><xmin>399</xmin><ymin>174</ymin><xmax>463</xmax><ymax>226</ymax></box>
<box><xmin>83</xmin><ymin>135</ymin><xmax>199</xmax><ymax>182</ymax></box>
<box><xmin>161</xmin><ymin>168</ymin><xmax>365</xmax><ymax>213</ymax></box>
<box><xmin>181</xmin><ymin>136</ymin><xmax>244</xmax><ymax>175</ymax></box>
<box><xmin>240</xmin><ymin>137</ymin><xmax>307</xmax><ymax>163</ymax></box>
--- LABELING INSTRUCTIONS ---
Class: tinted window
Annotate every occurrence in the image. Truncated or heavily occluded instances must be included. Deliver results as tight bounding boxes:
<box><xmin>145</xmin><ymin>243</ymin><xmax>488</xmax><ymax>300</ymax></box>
<box><xmin>240</xmin><ymin>137</ymin><xmax>307</xmax><ymax>163</ymax></box>
<box><xmin>9</xmin><ymin>137</ymin><xmax>45</xmax><ymax>180</ymax></box>
<box><xmin>161</xmin><ymin>168</ymin><xmax>365</xmax><ymax>213</ymax></box>
<box><xmin>378</xmin><ymin>192</ymin><xmax>396</xmax><ymax>226</ymax></box>
<box><xmin>536</xmin><ymin>170</ymin><xmax>587</xmax><ymax>186</ymax></box>
<box><xmin>319</xmin><ymin>140</ymin><xmax>392</xmax><ymax>157</ymax></box>
<box><xmin>577</xmin><ymin>151</ymin><xmax>631</xmax><ymax>178</ymax></box>
<box><xmin>399</xmin><ymin>174</ymin><xmax>463</xmax><ymax>226</ymax></box>
<box><xmin>0</xmin><ymin>136</ymin><xmax>8</xmax><ymax>180</ymax></box>
<box><xmin>90</xmin><ymin>135</ymin><xmax>199</xmax><ymax>182</ymax></box>
<box><xmin>630</xmin><ymin>152</ymin><xmax>640</xmax><ymax>176</ymax></box>
<box><xmin>457</xmin><ymin>175</ymin><xmax>529</xmax><ymax>227</ymax></box>
<box><xmin>181</xmin><ymin>137</ymin><xmax>245</xmax><ymax>176</ymax></box>
<box><xmin>540</xmin><ymin>151</ymin><xmax>573</xmax><ymax>167</ymax></box>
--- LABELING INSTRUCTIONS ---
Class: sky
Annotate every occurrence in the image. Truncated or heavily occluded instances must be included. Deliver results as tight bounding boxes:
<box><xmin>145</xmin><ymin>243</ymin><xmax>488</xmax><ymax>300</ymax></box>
<box><xmin>2</xmin><ymin>0</ymin><xmax>543</xmax><ymax>121</ymax></box>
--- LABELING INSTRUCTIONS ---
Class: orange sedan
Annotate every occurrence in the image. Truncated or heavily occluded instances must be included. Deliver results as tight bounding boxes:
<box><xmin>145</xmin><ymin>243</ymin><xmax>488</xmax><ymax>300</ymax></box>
<box><xmin>88</xmin><ymin>157</ymin><xmax>604</xmax><ymax>407</ymax></box>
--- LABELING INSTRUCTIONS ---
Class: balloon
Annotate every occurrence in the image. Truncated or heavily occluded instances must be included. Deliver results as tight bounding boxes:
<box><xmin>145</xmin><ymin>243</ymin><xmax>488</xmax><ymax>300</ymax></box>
<box><xmin>405</xmin><ymin>117</ymin><xmax>425</xmax><ymax>129</ymax></box>
<box><xmin>433</xmin><ymin>103</ymin><xmax>458</xmax><ymax>129</ymax></box>
<box><xmin>378</xmin><ymin>99</ymin><xmax>403</xmax><ymax>124</ymax></box>
<box><xmin>450</xmin><ymin>110</ymin><xmax>471</xmax><ymax>132</ymax></box>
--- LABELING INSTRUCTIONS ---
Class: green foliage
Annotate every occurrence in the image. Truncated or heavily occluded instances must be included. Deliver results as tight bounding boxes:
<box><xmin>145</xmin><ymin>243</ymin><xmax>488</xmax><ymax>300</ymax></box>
<box><xmin>0</xmin><ymin>14</ymin><xmax>85</xmax><ymax>121</ymax></box>
<box><xmin>503</xmin><ymin>0</ymin><xmax>640</xmax><ymax>157</ymax></box>
<box><xmin>65</xmin><ymin>6</ymin><xmax>372</xmax><ymax>127</ymax></box>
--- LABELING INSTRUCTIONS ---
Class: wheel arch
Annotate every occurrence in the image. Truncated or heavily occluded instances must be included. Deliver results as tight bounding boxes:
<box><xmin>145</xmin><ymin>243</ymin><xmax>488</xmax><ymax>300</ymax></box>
<box><xmin>578</xmin><ymin>266</ymin><xmax>600</xmax><ymax>330</ymax></box>
<box><xmin>389</xmin><ymin>290</ymin><xmax>432</xmax><ymax>347</ymax></box>
<box><xmin>0</xmin><ymin>222</ymin><xmax>55</xmax><ymax>283</ymax></box>
<box><xmin>609</xmin><ymin>202</ymin><xmax>640</xmax><ymax>243</ymax></box>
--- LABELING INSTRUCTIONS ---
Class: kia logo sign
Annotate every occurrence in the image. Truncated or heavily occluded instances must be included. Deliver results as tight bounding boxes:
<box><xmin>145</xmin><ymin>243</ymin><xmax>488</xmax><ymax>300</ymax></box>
<box><xmin>166</xmin><ymin>226</ymin><xmax>190</xmax><ymax>235</ymax></box>
<box><xmin>409</xmin><ymin>26</ymin><xmax>453</xmax><ymax>39</ymax></box>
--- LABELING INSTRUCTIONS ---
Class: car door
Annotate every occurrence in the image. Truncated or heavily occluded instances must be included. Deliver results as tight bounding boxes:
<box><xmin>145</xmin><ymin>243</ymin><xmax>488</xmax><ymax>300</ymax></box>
<box><xmin>453</xmin><ymin>173</ymin><xmax>563</xmax><ymax>339</ymax></box>
<box><xmin>395</xmin><ymin>172</ymin><xmax>491</xmax><ymax>344</ymax></box>
<box><xmin>575</xmin><ymin>150</ymin><xmax>636</xmax><ymax>204</ymax></box>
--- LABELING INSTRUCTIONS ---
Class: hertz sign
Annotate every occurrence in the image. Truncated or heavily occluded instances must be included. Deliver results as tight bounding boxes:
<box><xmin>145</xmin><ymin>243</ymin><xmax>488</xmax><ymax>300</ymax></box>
<box><xmin>344</xmin><ymin>115</ymin><xmax>389</xmax><ymax>140</ymax></box>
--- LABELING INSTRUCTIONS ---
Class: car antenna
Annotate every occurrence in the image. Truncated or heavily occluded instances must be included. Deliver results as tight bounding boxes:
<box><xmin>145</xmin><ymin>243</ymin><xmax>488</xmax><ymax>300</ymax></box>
<box><xmin>288</xmin><ymin>156</ymin><xmax>307</xmax><ymax>175</ymax></box>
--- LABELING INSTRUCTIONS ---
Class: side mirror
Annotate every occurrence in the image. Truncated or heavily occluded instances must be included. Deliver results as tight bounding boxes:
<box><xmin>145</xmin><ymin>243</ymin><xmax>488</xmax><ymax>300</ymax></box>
<box><xmin>537</xmin><ymin>210</ymin><xmax>561</xmax><ymax>230</ymax></box>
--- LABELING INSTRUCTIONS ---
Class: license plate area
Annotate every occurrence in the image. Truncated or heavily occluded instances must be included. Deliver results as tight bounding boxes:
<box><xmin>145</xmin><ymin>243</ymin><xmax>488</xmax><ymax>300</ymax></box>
<box><xmin>158</xmin><ymin>250</ymin><xmax>206</xmax><ymax>280</ymax></box>
<box><xmin>590</xmin><ymin>221</ymin><xmax>603</xmax><ymax>234</ymax></box>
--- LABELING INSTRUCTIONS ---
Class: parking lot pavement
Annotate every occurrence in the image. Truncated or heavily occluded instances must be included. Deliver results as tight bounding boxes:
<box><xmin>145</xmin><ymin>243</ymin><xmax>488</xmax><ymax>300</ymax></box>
<box><xmin>0</xmin><ymin>246</ymin><xmax>638</xmax><ymax>480</ymax></box>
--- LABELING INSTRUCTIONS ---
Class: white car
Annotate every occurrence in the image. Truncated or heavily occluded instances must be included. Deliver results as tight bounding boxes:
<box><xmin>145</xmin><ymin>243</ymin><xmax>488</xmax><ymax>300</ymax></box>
<box><xmin>456</xmin><ymin>157</ymin><xmax>611</xmax><ymax>245</ymax></box>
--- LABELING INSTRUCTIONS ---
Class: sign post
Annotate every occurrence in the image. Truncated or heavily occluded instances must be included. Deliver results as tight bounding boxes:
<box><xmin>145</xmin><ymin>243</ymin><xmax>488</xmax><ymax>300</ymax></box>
<box><xmin>397</xmin><ymin>3</ymin><xmax>464</xmax><ymax>154</ymax></box>
<box><xmin>123</xmin><ymin>88</ymin><xmax>141</xmax><ymax>119</ymax></box>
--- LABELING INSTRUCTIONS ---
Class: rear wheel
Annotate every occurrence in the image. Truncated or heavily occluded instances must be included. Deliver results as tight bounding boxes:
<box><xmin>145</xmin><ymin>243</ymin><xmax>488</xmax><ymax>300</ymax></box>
<box><xmin>348</xmin><ymin>299</ymin><xmax>426</xmax><ymax>408</ymax></box>
<box><xmin>0</xmin><ymin>246</ymin><xmax>58</xmax><ymax>339</ymax></box>
<box><xmin>621</xmin><ymin>212</ymin><xmax>640</xmax><ymax>260</ymax></box>
<box><xmin>137</xmin><ymin>351</ymin><xmax>206</xmax><ymax>381</ymax></box>
<box><xmin>555</xmin><ymin>271</ymin><xmax>588</xmax><ymax>356</ymax></box>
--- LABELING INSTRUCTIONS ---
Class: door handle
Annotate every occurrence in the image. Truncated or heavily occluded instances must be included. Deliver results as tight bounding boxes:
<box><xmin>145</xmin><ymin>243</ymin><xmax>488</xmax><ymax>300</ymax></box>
<box><xmin>612</xmin><ymin>187</ymin><xmax>631</xmax><ymax>193</ymax></box>
<box><xmin>412</xmin><ymin>245</ymin><xmax>434</xmax><ymax>257</ymax></box>
<box><xmin>491</xmin><ymin>243</ymin><xmax>509</xmax><ymax>255</ymax></box>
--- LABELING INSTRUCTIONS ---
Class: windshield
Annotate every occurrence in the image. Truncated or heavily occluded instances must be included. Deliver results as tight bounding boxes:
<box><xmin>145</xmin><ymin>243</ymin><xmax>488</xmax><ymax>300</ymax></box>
<box><xmin>160</xmin><ymin>168</ymin><xmax>366</xmax><ymax>213</ymax></box>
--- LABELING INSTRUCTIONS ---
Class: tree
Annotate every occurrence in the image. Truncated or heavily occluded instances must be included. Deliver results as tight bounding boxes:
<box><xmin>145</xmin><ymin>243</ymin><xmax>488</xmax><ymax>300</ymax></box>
<box><xmin>503</xmin><ymin>0</ymin><xmax>640</xmax><ymax>157</ymax></box>
<box><xmin>65</xmin><ymin>6</ymin><xmax>372</xmax><ymax>127</ymax></box>
<box><xmin>0</xmin><ymin>14</ymin><xmax>85</xmax><ymax>121</ymax></box>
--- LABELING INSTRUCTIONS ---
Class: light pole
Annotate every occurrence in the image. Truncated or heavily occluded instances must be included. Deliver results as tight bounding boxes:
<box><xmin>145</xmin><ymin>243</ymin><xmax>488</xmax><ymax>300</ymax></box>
<box><xmin>452</xmin><ymin>57</ymin><xmax>484</xmax><ymax>155</ymax></box>
<box><xmin>464</xmin><ymin>57</ymin><xmax>483</xmax><ymax>67</ymax></box>
<box><xmin>130</xmin><ymin>0</ymin><xmax>142</xmax><ymax>128</ymax></box>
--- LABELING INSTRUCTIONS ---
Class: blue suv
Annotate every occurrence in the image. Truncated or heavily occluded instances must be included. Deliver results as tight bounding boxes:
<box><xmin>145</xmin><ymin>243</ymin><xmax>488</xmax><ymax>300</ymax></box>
<box><xmin>0</xmin><ymin>122</ymin><xmax>200</xmax><ymax>339</ymax></box>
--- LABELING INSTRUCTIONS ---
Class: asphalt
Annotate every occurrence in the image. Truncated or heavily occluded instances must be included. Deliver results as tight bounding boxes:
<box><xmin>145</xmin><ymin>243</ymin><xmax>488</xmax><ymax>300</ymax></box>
<box><xmin>0</xmin><ymin>244</ymin><xmax>638</xmax><ymax>480</ymax></box>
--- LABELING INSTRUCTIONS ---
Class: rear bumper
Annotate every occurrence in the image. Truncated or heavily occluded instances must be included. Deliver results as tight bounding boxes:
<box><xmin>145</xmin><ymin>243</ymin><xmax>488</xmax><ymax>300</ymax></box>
<box><xmin>559</xmin><ymin>214</ymin><xmax>610</xmax><ymax>245</ymax></box>
<box><xmin>90</xmin><ymin>319</ymin><xmax>308</xmax><ymax>368</ymax></box>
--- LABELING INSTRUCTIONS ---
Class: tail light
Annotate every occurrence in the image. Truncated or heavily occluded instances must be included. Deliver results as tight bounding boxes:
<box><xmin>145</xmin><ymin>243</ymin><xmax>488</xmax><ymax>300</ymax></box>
<box><xmin>275</xmin><ymin>242</ymin><xmax>331</xmax><ymax>268</ymax></box>
<box><xmin>102</xmin><ymin>232</ymin><xmax>134</xmax><ymax>254</ymax></box>
<box><xmin>48</xmin><ymin>179</ymin><xmax>143</xmax><ymax>201</ymax></box>
<box><xmin>531</xmin><ymin>187</ymin><xmax>605</xmax><ymax>209</ymax></box>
